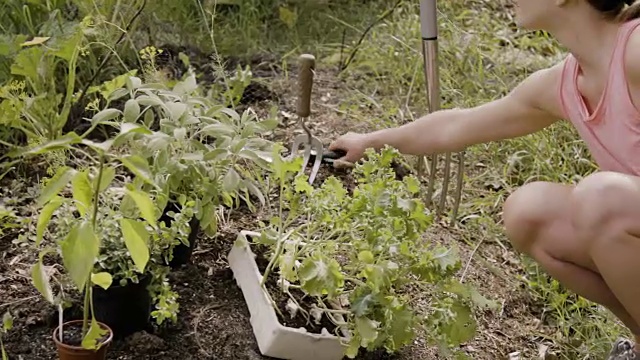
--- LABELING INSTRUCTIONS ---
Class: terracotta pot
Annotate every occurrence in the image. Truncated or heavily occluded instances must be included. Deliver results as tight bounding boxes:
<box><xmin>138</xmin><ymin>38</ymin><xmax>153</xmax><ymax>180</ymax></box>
<box><xmin>53</xmin><ymin>320</ymin><xmax>113</xmax><ymax>360</ymax></box>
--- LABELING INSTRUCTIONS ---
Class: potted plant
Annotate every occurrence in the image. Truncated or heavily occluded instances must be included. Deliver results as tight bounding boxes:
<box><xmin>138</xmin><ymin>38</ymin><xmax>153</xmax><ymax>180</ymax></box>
<box><xmin>50</xmin><ymin>187</ymin><xmax>185</xmax><ymax>338</ymax></box>
<box><xmin>229</xmin><ymin>146</ymin><xmax>497</xmax><ymax>359</ymax></box>
<box><xmin>22</xmin><ymin>108</ymin><xmax>168</xmax><ymax>357</ymax></box>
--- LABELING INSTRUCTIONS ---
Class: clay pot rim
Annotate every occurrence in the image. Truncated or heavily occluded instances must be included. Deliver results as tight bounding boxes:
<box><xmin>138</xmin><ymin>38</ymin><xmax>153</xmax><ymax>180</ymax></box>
<box><xmin>52</xmin><ymin>319</ymin><xmax>114</xmax><ymax>350</ymax></box>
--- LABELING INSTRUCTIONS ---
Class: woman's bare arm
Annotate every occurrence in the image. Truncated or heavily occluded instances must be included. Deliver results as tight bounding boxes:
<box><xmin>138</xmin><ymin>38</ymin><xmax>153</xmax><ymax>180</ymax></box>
<box><xmin>362</xmin><ymin>62</ymin><xmax>566</xmax><ymax>156</ymax></box>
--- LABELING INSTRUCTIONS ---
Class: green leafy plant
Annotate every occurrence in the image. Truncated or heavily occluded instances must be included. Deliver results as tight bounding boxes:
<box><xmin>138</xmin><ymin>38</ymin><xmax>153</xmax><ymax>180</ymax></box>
<box><xmin>50</xmin><ymin>190</ymin><xmax>184</xmax><ymax>325</ymax></box>
<box><xmin>248</xmin><ymin>146</ymin><xmax>496</xmax><ymax>358</ymax></box>
<box><xmin>22</xmin><ymin>107</ymin><xmax>166</xmax><ymax>349</ymax></box>
<box><xmin>0</xmin><ymin>16</ymin><xmax>92</xmax><ymax>142</ymax></box>
<box><xmin>117</xmin><ymin>71</ymin><xmax>277</xmax><ymax>240</ymax></box>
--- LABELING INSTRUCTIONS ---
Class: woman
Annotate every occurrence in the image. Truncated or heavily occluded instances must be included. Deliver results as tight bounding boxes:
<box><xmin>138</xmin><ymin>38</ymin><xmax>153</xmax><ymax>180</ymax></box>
<box><xmin>329</xmin><ymin>0</ymin><xmax>640</xmax><ymax>358</ymax></box>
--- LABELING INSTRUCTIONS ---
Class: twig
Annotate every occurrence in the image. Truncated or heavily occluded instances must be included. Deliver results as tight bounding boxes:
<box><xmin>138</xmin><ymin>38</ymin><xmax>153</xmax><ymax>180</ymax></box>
<box><xmin>193</xmin><ymin>303</ymin><xmax>224</xmax><ymax>358</ymax></box>
<box><xmin>339</xmin><ymin>0</ymin><xmax>404</xmax><ymax>72</ymax></box>
<box><xmin>459</xmin><ymin>236</ymin><xmax>485</xmax><ymax>283</ymax></box>
<box><xmin>0</xmin><ymin>296</ymin><xmax>38</xmax><ymax>309</ymax></box>
<box><xmin>338</xmin><ymin>28</ymin><xmax>346</xmax><ymax>69</ymax></box>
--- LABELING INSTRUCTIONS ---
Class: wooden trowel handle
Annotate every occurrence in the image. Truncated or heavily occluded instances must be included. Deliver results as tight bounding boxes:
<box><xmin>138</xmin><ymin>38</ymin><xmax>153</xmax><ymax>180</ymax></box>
<box><xmin>296</xmin><ymin>54</ymin><xmax>315</xmax><ymax>118</ymax></box>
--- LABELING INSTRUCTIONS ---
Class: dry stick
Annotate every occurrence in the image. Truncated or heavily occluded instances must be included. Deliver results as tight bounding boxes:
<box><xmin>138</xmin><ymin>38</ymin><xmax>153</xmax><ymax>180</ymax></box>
<box><xmin>459</xmin><ymin>235</ymin><xmax>484</xmax><ymax>283</ymax></box>
<box><xmin>0</xmin><ymin>296</ymin><xmax>38</xmax><ymax>309</ymax></box>
<box><xmin>74</xmin><ymin>0</ymin><xmax>147</xmax><ymax>111</ymax></box>
<box><xmin>193</xmin><ymin>303</ymin><xmax>224</xmax><ymax>358</ymax></box>
<box><xmin>339</xmin><ymin>0</ymin><xmax>405</xmax><ymax>72</ymax></box>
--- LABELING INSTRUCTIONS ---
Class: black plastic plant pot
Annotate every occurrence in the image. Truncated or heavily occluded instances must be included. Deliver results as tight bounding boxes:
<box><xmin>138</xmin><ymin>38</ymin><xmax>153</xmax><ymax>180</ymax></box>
<box><xmin>159</xmin><ymin>201</ymin><xmax>201</xmax><ymax>269</ymax></box>
<box><xmin>92</xmin><ymin>275</ymin><xmax>152</xmax><ymax>339</ymax></box>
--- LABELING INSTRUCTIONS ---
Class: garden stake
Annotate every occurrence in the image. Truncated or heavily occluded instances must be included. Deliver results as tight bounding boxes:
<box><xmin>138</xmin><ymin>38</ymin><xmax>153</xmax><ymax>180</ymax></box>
<box><xmin>290</xmin><ymin>54</ymin><xmax>324</xmax><ymax>184</ymax></box>
<box><xmin>418</xmin><ymin>0</ymin><xmax>465</xmax><ymax>224</ymax></box>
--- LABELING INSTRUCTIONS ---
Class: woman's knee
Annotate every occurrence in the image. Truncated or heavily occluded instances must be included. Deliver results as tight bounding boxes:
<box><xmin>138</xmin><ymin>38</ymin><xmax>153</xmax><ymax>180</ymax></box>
<box><xmin>502</xmin><ymin>181</ymin><xmax>564</xmax><ymax>254</ymax></box>
<box><xmin>570</xmin><ymin>171</ymin><xmax>639</xmax><ymax>244</ymax></box>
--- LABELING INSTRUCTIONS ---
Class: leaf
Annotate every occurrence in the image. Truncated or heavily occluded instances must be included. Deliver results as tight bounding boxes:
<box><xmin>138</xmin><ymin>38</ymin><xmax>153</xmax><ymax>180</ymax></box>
<box><xmin>256</xmin><ymin>117</ymin><xmax>279</xmax><ymax>132</ymax></box>
<box><xmin>31</xmin><ymin>260</ymin><xmax>54</xmax><ymax>303</ymax></box>
<box><xmin>404</xmin><ymin>176</ymin><xmax>421</xmax><ymax>194</ymax></box>
<box><xmin>298</xmin><ymin>254</ymin><xmax>344</xmax><ymax>297</ymax></box>
<box><xmin>387</xmin><ymin>305</ymin><xmax>415</xmax><ymax>349</ymax></box>
<box><xmin>2</xmin><ymin>312</ymin><xmax>12</xmax><ymax>331</ymax></box>
<box><xmin>279</xmin><ymin>6</ymin><xmax>298</xmax><ymax>28</ymax></box>
<box><xmin>120</xmin><ymin>155</ymin><xmax>155</xmax><ymax>187</ymax></box>
<box><xmin>91</xmin><ymin>272</ymin><xmax>113</xmax><ymax>290</ymax></box>
<box><xmin>437</xmin><ymin>301</ymin><xmax>477</xmax><ymax>346</ymax></box>
<box><xmin>37</xmin><ymin>167</ymin><xmax>76</xmax><ymax>207</ymax></box>
<box><xmin>433</xmin><ymin>245</ymin><xmax>460</xmax><ymax>271</ymax></box>
<box><xmin>173</xmin><ymin>72</ymin><xmax>197</xmax><ymax>95</ymax></box>
<box><xmin>198</xmin><ymin>203</ymin><xmax>217</xmax><ymax>233</ymax></box>
<box><xmin>20</xmin><ymin>36</ymin><xmax>50</xmax><ymax>47</ymax></box>
<box><xmin>351</xmin><ymin>293</ymin><xmax>376</xmax><ymax>317</ymax></box>
<box><xmin>145</xmin><ymin>133</ymin><xmax>171</xmax><ymax>152</ymax></box>
<box><xmin>165</xmin><ymin>102</ymin><xmax>187</xmax><ymax>121</ymax></box>
<box><xmin>71</xmin><ymin>170</ymin><xmax>92</xmax><ymax>217</ymax></box>
<box><xmin>203</xmin><ymin>148</ymin><xmax>229</xmax><ymax>161</ymax></box>
<box><xmin>81</xmin><ymin>317</ymin><xmax>108</xmax><ymax>350</ymax></box>
<box><xmin>358</xmin><ymin>250</ymin><xmax>375</xmax><ymax>264</ymax></box>
<box><xmin>223</xmin><ymin>168</ymin><xmax>241</xmax><ymax>192</ymax></box>
<box><xmin>126</xmin><ymin>76</ymin><xmax>142</xmax><ymax>91</ymax></box>
<box><xmin>94</xmin><ymin>166</ymin><xmax>116</xmax><ymax>193</ymax></box>
<box><xmin>294</xmin><ymin>174</ymin><xmax>313</xmax><ymax>195</ymax></box>
<box><xmin>124</xmin><ymin>187</ymin><xmax>157</xmax><ymax>228</ymax></box>
<box><xmin>243</xmin><ymin>179</ymin><xmax>266</xmax><ymax>207</ymax></box>
<box><xmin>119</xmin><ymin>123</ymin><xmax>151</xmax><ymax>137</ymax></box>
<box><xmin>81</xmin><ymin>139</ymin><xmax>114</xmax><ymax>153</ymax></box>
<box><xmin>60</xmin><ymin>221</ymin><xmax>100</xmax><ymax>290</ymax></box>
<box><xmin>200</xmin><ymin>123</ymin><xmax>236</xmax><ymax>137</ymax></box>
<box><xmin>24</xmin><ymin>133</ymin><xmax>82</xmax><ymax>156</ymax></box>
<box><xmin>445</xmin><ymin>281</ymin><xmax>499</xmax><ymax>310</ymax></box>
<box><xmin>36</xmin><ymin>196</ymin><xmax>65</xmax><ymax>246</ymax></box>
<box><xmin>355</xmin><ymin>316</ymin><xmax>379</xmax><ymax>347</ymax></box>
<box><xmin>109</xmin><ymin>88</ymin><xmax>129</xmax><ymax>102</ymax></box>
<box><xmin>91</xmin><ymin>108</ymin><xmax>122</xmax><ymax>125</ymax></box>
<box><xmin>123</xmin><ymin>99</ymin><xmax>140</xmax><ymax>122</ymax></box>
<box><xmin>119</xmin><ymin>218</ymin><xmax>150</xmax><ymax>272</ymax></box>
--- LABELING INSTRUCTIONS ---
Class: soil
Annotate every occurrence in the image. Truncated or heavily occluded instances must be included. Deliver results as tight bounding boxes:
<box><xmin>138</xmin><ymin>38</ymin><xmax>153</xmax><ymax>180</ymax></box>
<box><xmin>55</xmin><ymin>322</ymin><xmax>111</xmax><ymax>348</ymax></box>
<box><xmin>0</xmin><ymin>54</ymin><xmax>569</xmax><ymax>360</ymax></box>
<box><xmin>251</xmin><ymin>243</ymin><xmax>340</xmax><ymax>337</ymax></box>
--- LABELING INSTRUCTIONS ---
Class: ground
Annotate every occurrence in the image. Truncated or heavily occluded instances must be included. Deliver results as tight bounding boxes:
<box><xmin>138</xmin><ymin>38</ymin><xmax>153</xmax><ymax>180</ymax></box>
<box><xmin>0</xmin><ymin>0</ymin><xmax>632</xmax><ymax>359</ymax></box>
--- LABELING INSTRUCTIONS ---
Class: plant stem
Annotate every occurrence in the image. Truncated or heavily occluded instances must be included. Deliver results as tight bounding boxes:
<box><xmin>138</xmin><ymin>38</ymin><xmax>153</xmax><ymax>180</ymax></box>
<box><xmin>261</xmin><ymin>175</ymin><xmax>287</xmax><ymax>287</ymax></box>
<box><xmin>82</xmin><ymin>280</ymin><xmax>90</xmax><ymax>337</ymax></box>
<box><xmin>82</xmin><ymin>154</ymin><xmax>106</xmax><ymax>338</ymax></box>
<box><xmin>345</xmin><ymin>276</ymin><xmax>367</xmax><ymax>287</ymax></box>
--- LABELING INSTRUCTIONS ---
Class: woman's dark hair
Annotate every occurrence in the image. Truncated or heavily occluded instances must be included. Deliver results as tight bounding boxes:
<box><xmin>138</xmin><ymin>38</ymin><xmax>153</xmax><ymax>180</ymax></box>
<box><xmin>587</xmin><ymin>0</ymin><xmax>640</xmax><ymax>21</ymax></box>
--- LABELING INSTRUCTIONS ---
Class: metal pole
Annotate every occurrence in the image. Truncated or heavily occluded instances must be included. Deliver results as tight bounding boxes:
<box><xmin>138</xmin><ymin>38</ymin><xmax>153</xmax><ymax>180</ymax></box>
<box><xmin>419</xmin><ymin>0</ymin><xmax>464</xmax><ymax>223</ymax></box>
<box><xmin>419</xmin><ymin>0</ymin><xmax>441</xmax><ymax>211</ymax></box>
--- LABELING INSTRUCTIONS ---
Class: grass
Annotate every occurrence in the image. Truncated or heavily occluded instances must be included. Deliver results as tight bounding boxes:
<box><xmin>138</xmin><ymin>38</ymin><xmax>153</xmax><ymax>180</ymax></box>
<box><xmin>0</xmin><ymin>0</ymin><xmax>633</xmax><ymax>359</ymax></box>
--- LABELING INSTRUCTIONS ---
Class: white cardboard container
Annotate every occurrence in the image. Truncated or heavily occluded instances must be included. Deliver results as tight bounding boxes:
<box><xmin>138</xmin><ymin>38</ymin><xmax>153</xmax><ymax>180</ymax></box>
<box><xmin>228</xmin><ymin>230</ymin><xmax>348</xmax><ymax>360</ymax></box>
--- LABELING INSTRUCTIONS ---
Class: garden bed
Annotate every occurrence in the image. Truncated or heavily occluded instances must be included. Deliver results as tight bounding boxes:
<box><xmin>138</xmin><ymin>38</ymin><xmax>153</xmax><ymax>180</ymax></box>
<box><xmin>0</xmin><ymin>59</ymin><xmax>567</xmax><ymax>360</ymax></box>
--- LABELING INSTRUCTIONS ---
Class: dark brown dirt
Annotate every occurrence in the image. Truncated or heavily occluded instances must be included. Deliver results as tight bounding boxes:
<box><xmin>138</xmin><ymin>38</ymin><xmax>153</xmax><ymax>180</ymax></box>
<box><xmin>252</xmin><ymin>243</ymin><xmax>340</xmax><ymax>336</ymax></box>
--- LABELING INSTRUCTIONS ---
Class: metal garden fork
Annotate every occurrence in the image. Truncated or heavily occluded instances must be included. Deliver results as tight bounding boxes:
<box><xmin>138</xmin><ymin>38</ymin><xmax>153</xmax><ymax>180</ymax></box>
<box><xmin>290</xmin><ymin>54</ymin><xmax>324</xmax><ymax>184</ymax></box>
<box><xmin>418</xmin><ymin>0</ymin><xmax>465</xmax><ymax>224</ymax></box>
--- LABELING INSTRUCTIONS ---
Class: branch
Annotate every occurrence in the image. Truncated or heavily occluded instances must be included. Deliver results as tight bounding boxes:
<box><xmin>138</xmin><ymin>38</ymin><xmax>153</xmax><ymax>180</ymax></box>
<box><xmin>339</xmin><ymin>0</ymin><xmax>404</xmax><ymax>72</ymax></box>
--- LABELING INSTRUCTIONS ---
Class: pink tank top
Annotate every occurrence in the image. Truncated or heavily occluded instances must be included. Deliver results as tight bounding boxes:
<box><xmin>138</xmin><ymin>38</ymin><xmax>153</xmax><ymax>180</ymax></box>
<box><xmin>559</xmin><ymin>18</ymin><xmax>640</xmax><ymax>175</ymax></box>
